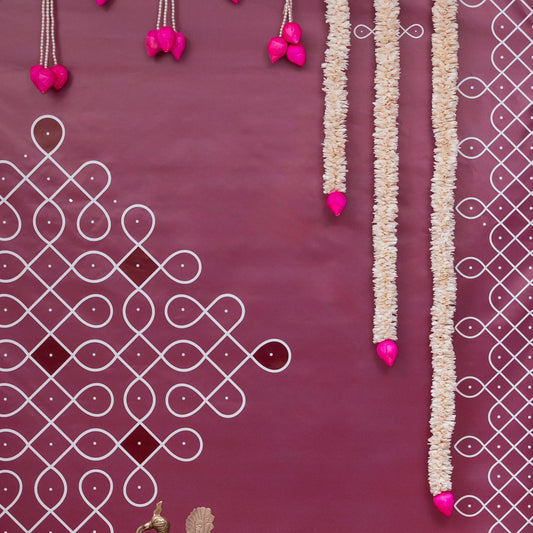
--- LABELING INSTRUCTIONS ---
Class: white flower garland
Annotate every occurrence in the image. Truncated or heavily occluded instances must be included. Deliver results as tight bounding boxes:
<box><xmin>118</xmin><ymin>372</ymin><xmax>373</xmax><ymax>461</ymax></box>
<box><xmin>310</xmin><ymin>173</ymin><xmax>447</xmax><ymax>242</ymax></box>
<box><xmin>322</xmin><ymin>0</ymin><xmax>351</xmax><ymax>216</ymax></box>
<box><xmin>372</xmin><ymin>0</ymin><xmax>400</xmax><ymax>366</ymax></box>
<box><xmin>370</xmin><ymin>0</ymin><xmax>459</xmax><ymax>514</ymax></box>
<box><xmin>428</xmin><ymin>0</ymin><xmax>459</xmax><ymax>517</ymax></box>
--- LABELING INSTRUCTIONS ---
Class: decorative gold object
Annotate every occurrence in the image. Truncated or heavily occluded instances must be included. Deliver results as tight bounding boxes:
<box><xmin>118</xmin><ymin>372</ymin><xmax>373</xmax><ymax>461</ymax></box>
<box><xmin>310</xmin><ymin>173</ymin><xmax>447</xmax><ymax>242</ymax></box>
<box><xmin>136</xmin><ymin>501</ymin><xmax>170</xmax><ymax>533</ymax></box>
<box><xmin>135</xmin><ymin>502</ymin><xmax>215</xmax><ymax>532</ymax></box>
<box><xmin>185</xmin><ymin>507</ymin><xmax>215</xmax><ymax>533</ymax></box>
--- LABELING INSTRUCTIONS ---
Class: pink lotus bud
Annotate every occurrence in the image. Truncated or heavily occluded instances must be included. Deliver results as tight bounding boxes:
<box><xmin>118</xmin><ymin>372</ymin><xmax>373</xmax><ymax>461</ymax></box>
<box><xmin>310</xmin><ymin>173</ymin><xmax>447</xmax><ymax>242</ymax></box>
<box><xmin>282</xmin><ymin>22</ymin><xmax>302</xmax><ymax>44</ymax></box>
<box><xmin>376</xmin><ymin>340</ymin><xmax>398</xmax><ymax>367</ymax></box>
<box><xmin>33</xmin><ymin>67</ymin><xmax>56</xmax><ymax>94</ymax></box>
<box><xmin>433</xmin><ymin>492</ymin><xmax>454</xmax><ymax>517</ymax></box>
<box><xmin>268</xmin><ymin>37</ymin><xmax>288</xmax><ymax>63</ymax></box>
<box><xmin>326</xmin><ymin>191</ymin><xmax>346</xmax><ymax>216</ymax></box>
<box><xmin>95</xmin><ymin>0</ymin><xmax>108</xmax><ymax>5</ymax></box>
<box><xmin>30</xmin><ymin>65</ymin><xmax>44</xmax><ymax>85</ymax></box>
<box><xmin>170</xmin><ymin>32</ymin><xmax>186</xmax><ymax>61</ymax></box>
<box><xmin>51</xmin><ymin>64</ymin><xmax>68</xmax><ymax>90</ymax></box>
<box><xmin>146</xmin><ymin>30</ymin><xmax>161</xmax><ymax>57</ymax></box>
<box><xmin>286</xmin><ymin>43</ymin><xmax>306</xmax><ymax>66</ymax></box>
<box><xmin>157</xmin><ymin>26</ymin><xmax>176</xmax><ymax>53</ymax></box>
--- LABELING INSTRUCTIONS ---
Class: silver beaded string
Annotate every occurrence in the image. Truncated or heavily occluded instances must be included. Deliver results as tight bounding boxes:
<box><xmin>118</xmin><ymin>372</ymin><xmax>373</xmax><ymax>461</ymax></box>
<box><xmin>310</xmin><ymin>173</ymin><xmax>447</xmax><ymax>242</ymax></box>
<box><xmin>279</xmin><ymin>0</ymin><xmax>293</xmax><ymax>37</ymax></box>
<box><xmin>39</xmin><ymin>0</ymin><xmax>46</xmax><ymax>65</ymax></box>
<box><xmin>44</xmin><ymin>0</ymin><xmax>50</xmax><ymax>68</ymax></box>
<box><xmin>170</xmin><ymin>0</ymin><xmax>176</xmax><ymax>31</ymax></box>
<box><xmin>156</xmin><ymin>0</ymin><xmax>176</xmax><ymax>31</ymax></box>
<box><xmin>39</xmin><ymin>0</ymin><xmax>58</xmax><ymax>68</ymax></box>
<box><xmin>49</xmin><ymin>0</ymin><xmax>57</xmax><ymax>66</ymax></box>
<box><xmin>164</xmin><ymin>0</ymin><xmax>169</xmax><ymax>28</ymax></box>
<box><xmin>157</xmin><ymin>0</ymin><xmax>163</xmax><ymax>30</ymax></box>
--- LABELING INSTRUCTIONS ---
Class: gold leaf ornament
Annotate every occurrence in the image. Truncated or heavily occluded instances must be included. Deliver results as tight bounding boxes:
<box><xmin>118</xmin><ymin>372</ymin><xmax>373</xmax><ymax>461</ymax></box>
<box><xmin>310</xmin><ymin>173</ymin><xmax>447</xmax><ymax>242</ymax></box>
<box><xmin>185</xmin><ymin>507</ymin><xmax>215</xmax><ymax>533</ymax></box>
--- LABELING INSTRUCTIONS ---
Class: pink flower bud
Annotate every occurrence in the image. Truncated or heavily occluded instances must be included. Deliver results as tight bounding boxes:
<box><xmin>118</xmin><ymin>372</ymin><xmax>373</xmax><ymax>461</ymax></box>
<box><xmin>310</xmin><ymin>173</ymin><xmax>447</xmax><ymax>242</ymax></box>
<box><xmin>282</xmin><ymin>22</ymin><xmax>302</xmax><ymax>44</ymax></box>
<box><xmin>268</xmin><ymin>37</ymin><xmax>288</xmax><ymax>63</ymax></box>
<box><xmin>286</xmin><ymin>43</ymin><xmax>306</xmax><ymax>67</ymax></box>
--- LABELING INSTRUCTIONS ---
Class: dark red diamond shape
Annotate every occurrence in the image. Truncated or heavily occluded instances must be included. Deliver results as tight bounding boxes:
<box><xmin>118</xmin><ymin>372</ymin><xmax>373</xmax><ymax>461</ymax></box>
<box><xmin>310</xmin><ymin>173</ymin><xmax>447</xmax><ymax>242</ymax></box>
<box><xmin>119</xmin><ymin>248</ymin><xmax>158</xmax><ymax>286</ymax></box>
<box><xmin>121</xmin><ymin>426</ymin><xmax>159</xmax><ymax>464</ymax></box>
<box><xmin>32</xmin><ymin>337</ymin><xmax>70</xmax><ymax>374</ymax></box>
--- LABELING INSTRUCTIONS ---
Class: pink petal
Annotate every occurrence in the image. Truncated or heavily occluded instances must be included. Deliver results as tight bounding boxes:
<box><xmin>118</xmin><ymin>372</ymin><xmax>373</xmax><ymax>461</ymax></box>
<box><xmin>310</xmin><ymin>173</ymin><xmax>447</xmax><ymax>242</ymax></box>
<box><xmin>157</xmin><ymin>26</ymin><xmax>176</xmax><ymax>53</ymax></box>
<box><xmin>146</xmin><ymin>30</ymin><xmax>161</xmax><ymax>57</ymax></box>
<box><xmin>95</xmin><ymin>0</ymin><xmax>108</xmax><ymax>5</ymax></box>
<box><xmin>433</xmin><ymin>492</ymin><xmax>454</xmax><ymax>517</ymax></box>
<box><xmin>286</xmin><ymin>43</ymin><xmax>306</xmax><ymax>67</ymax></box>
<box><xmin>267</xmin><ymin>37</ymin><xmax>288</xmax><ymax>63</ymax></box>
<box><xmin>326</xmin><ymin>191</ymin><xmax>346</xmax><ymax>216</ymax></box>
<box><xmin>51</xmin><ymin>64</ymin><xmax>68</xmax><ymax>90</ymax></box>
<box><xmin>376</xmin><ymin>340</ymin><xmax>398</xmax><ymax>367</ymax></box>
<box><xmin>170</xmin><ymin>32</ymin><xmax>186</xmax><ymax>61</ymax></box>
<box><xmin>282</xmin><ymin>22</ymin><xmax>302</xmax><ymax>44</ymax></box>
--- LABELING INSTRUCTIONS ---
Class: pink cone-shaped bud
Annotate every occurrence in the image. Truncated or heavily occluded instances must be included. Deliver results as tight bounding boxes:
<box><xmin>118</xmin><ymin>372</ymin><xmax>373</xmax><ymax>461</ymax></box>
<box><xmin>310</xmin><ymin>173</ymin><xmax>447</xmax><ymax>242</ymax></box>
<box><xmin>95</xmin><ymin>0</ymin><xmax>108</xmax><ymax>5</ymax></box>
<box><xmin>170</xmin><ymin>32</ymin><xmax>186</xmax><ymax>60</ymax></box>
<box><xmin>268</xmin><ymin>37</ymin><xmax>288</xmax><ymax>63</ymax></box>
<box><xmin>30</xmin><ymin>65</ymin><xmax>44</xmax><ymax>85</ymax></box>
<box><xmin>433</xmin><ymin>492</ymin><xmax>454</xmax><ymax>517</ymax></box>
<box><xmin>286</xmin><ymin>43</ymin><xmax>306</xmax><ymax>66</ymax></box>
<box><xmin>326</xmin><ymin>191</ymin><xmax>346</xmax><ymax>216</ymax></box>
<box><xmin>33</xmin><ymin>67</ymin><xmax>56</xmax><ymax>94</ymax></box>
<box><xmin>231</xmin><ymin>0</ymin><xmax>239</xmax><ymax>3</ymax></box>
<box><xmin>282</xmin><ymin>22</ymin><xmax>302</xmax><ymax>44</ymax></box>
<box><xmin>146</xmin><ymin>30</ymin><xmax>161</xmax><ymax>57</ymax></box>
<box><xmin>51</xmin><ymin>64</ymin><xmax>68</xmax><ymax>90</ymax></box>
<box><xmin>157</xmin><ymin>26</ymin><xmax>176</xmax><ymax>53</ymax></box>
<box><xmin>376</xmin><ymin>340</ymin><xmax>398</xmax><ymax>367</ymax></box>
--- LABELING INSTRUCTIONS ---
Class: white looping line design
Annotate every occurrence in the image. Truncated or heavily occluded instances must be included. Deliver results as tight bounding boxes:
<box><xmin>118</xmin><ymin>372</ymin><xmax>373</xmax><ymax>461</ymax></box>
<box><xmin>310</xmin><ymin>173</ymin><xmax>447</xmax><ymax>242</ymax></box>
<box><xmin>0</xmin><ymin>115</ymin><xmax>291</xmax><ymax>530</ymax></box>
<box><xmin>455</xmin><ymin>0</ymin><xmax>533</xmax><ymax>530</ymax></box>
<box><xmin>353</xmin><ymin>23</ymin><xmax>425</xmax><ymax>40</ymax></box>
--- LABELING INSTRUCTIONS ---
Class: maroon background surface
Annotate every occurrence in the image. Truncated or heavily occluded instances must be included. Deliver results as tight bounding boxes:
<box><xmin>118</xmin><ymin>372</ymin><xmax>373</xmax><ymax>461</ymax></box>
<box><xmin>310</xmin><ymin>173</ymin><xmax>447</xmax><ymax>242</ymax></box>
<box><xmin>0</xmin><ymin>1</ymin><xmax>529</xmax><ymax>532</ymax></box>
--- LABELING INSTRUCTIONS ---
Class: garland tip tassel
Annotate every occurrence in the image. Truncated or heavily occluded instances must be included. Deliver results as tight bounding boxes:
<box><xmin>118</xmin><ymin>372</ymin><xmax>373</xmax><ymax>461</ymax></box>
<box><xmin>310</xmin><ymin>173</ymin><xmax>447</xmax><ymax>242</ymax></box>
<box><xmin>326</xmin><ymin>191</ymin><xmax>347</xmax><ymax>216</ymax></box>
<box><xmin>376</xmin><ymin>339</ymin><xmax>398</xmax><ymax>367</ymax></box>
<box><xmin>433</xmin><ymin>492</ymin><xmax>454</xmax><ymax>517</ymax></box>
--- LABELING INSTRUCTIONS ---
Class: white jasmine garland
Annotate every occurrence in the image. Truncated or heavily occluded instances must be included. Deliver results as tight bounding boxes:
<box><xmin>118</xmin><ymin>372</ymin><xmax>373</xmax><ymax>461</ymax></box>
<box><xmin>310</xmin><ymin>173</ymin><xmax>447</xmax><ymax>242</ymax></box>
<box><xmin>428</xmin><ymin>0</ymin><xmax>459</xmax><ymax>509</ymax></box>
<box><xmin>322</xmin><ymin>0</ymin><xmax>351</xmax><ymax>198</ymax></box>
<box><xmin>372</xmin><ymin>0</ymin><xmax>400</xmax><ymax>352</ymax></box>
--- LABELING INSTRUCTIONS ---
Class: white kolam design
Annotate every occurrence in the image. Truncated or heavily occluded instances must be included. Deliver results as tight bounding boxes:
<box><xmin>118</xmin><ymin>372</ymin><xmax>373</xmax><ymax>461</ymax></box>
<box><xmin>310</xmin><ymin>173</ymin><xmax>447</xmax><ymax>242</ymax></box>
<box><xmin>0</xmin><ymin>115</ymin><xmax>291</xmax><ymax>531</ymax></box>
<box><xmin>455</xmin><ymin>0</ymin><xmax>533</xmax><ymax>530</ymax></box>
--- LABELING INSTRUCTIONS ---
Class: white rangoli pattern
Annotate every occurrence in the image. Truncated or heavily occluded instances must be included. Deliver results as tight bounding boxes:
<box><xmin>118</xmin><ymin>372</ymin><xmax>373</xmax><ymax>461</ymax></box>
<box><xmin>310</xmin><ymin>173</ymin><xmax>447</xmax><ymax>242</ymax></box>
<box><xmin>455</xmin><ymin>0</ymin><xmax>533</xmax><ymax>531</ymax></box>
<box><xmin>0</xmin><ymin>115</ymin><xmax>290</xmax><ymax>531</ymax></box>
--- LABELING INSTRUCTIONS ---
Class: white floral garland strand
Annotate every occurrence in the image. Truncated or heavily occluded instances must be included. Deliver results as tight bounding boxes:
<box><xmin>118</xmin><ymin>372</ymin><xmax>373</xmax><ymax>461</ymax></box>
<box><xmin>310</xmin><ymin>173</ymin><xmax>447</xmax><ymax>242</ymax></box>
<box><xmin>372</xmin><ymin>0</ymin><xmax>400</xmax><ymax>366</ymax></box>
<box><xmin>322</xmin><ymin>0</ymin><xmax>351</xmax><ymax>216</ymax></box>
<box><xmin>428</xmin><ymin>0</ymin><xmax>459</xmax><ymax>517</ymax></box>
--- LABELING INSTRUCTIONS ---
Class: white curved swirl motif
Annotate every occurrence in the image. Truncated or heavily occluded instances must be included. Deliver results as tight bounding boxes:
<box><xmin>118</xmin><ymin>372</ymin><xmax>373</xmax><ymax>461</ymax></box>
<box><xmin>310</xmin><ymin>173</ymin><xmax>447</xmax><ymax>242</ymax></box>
<box><xmin>455</xmin><ymin>0</ymin><xmax>533</xmax><ymax>530</ymax></box>
<box><xmin>353</xmin><ymin>22</ymin><xmax>425</xmax><ymax>40</ymax></box>
<box><xmin>0</xmin><ymin>115</ymin><xmax>291</xmax><ymax>530</ymax></box>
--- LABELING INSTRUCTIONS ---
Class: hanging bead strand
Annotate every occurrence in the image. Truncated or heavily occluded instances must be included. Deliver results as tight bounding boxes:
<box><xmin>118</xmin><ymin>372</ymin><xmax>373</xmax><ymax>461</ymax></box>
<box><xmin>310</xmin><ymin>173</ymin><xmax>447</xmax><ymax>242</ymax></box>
<box><xmin>156</xmin><ymin>0</ymin><xmax>164</xmax><ymax>30</ymax></box>
<box><xmin>30</xmin><ymin>0</ymin><xmax>68</xmax><ymax>94</ymax></box>
<box><xmin>146</xmin><ymin>0</ymin><xmax>186</xmax><ymax>61</ymax></box>
<box><xmin>267</xmin><ymin>1</ymin><xmax>306</xmax><ymax>67</ymax></box>
<box><xmin>49</xmin><ymin>0</ymin><xmax>58</xmax><ymax>67</ymax></box>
